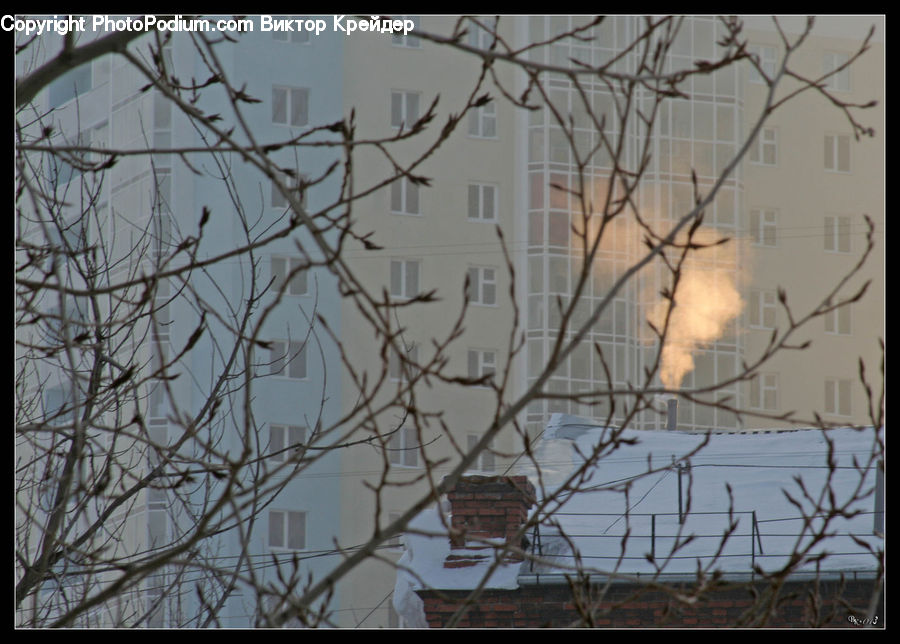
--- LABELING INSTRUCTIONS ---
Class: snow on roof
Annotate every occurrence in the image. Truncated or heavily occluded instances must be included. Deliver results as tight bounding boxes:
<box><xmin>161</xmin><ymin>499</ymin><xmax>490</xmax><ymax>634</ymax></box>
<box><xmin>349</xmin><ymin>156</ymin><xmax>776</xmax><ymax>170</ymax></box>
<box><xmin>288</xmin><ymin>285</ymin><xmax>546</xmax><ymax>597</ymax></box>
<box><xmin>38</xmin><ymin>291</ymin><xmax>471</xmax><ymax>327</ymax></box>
<box><xmin>522</xmin><ymin>416</ymin><xmax>882</xmax><ymax>580</ymax></box>
<box><xmin>393</xmin><ymin>416</ymin><xmax>883</xmax><ymax>625</ymax></box>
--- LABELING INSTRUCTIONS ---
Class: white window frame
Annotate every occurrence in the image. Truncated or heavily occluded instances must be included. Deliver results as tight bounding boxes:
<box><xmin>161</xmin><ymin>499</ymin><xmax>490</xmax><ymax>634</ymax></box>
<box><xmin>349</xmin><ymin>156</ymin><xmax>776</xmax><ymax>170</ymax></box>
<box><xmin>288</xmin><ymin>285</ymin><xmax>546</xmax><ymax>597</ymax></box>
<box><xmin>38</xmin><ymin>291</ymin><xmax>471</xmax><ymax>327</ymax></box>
<box><xmin>268</xmin><ymin>509</ymin><xmax>307</xmax><ymax>550</ymax></box>
<box><xmin>747</xmin><ymin>44</ymin><xmax>777</xmax><ymax>84</ymax></box>
<box><xmin>823</xmin><ymin>51</ymin><xmax>851</xmax><ymax>92</ymax></box>
<box><xmin>391</xmin><ymin>15</ymin><xmax>420</xmax><ymax>48</ymax></box>
<box><xmin>749</xmin><ymin>208</ymin><xmax>777</xmax><ymax>247</ymax></box>
<box><xmin>467</xmin><ymin>349</ymin><xmax>496</xmax><ymax>385</ymax></box>
<box><xmin>467</xmin><ymin>183</ymin><xmax>498</xmax><ymax>222</ymax></box>
<box><xmin>48</xmin><ymin>63</ymin><xmax>93</xmax><ymax>109</ymax></box>
<box><xmin>271</xmin><ymin>256</ymin><xmax>308</xmax><ymax>296</ymax></box>
<box><xmin>750</xmin><ymin>127</ymin><xmax>777</xmax><ymax>166</ymax></box>
<box><xmin>824</xmin><ymin>378</ymin><xmax>852</xmax><ymax>416</ymax></box>
<box><xmin>270</xmin><ymin>340</ymin><xmax>307</xmax><ymax>379</ymax></box>
<box><xmin>749</xmin><ymin>289</ymin><xmax>776</xmax><ymax>329</ymax></box>
<box><xmin>389</xmin><ymin>343</ymin><xmax>419</xmax><ymax>381</ymax></box>
<box><xmin>824</xmin><ymin>215</ymin><xmax>852</xmax><ymax>253</ymax></box>
<box><xmin>391</xmin><ymin>90</ymin><xmax>420</xmax><ymax>129</ymax></box>
<box><xmin>271</xmin><ymin>173</ymin><xmax>307</xmax><ymax>210</ymax></box>
<box><xmin>824</xmin><ymin>134</ymin><xmax>851</xmax><ymax>173</ymax></box>
<box><xmin>468</xmin><ymin>101</ymin><xmax>497</xmax><ymax>139</ymax></box>
<box><xmin>390</xmin><ymin>176</ymin><xmax>421</xmax><ymax>215</ymax></box>
<box><xmin>467</xmin><ymin>266</ymin><xmax>498</xmax><ymax>306</ymax></box>
<box><xmin>390</xmin><ymin>259</ymin><xmax>420</xmax><ymax>299</ymax></box>
<box><xmin>271</xmin><ymin>86</ymin><xmax>309</xmax><ymax>127</ymax></box>
<box><xmin>388</xmin><ymin>426</ymin><xmax>419</xmax><ymax>467</ymax></box>
<box><xmin>269</xmin><ymin>424</ymin><xmax>306</xmax><ymax>462</ymax></box>
<box><xmin>468</xmin><ymin>16</ymin><xmax>499</xmax><ymax>49</ymax></box>
<box><xmin>271</xmin><ymin>16</ymin><xmax>311</xmax><ymax>44</ymax></box>
<box><xmin>824</xmin><ymin>305</ymin><xmax>851</xmax><ymax>335</ymax></box>
<box><xmin>467</xmin><ymin>434</ymin><xmax>495</xmax><ymax>472</ymax></box>
<box><xmin>749</xmin><ymin>372</ymin><xmax>778</xmax><ymax>411</ymax></box>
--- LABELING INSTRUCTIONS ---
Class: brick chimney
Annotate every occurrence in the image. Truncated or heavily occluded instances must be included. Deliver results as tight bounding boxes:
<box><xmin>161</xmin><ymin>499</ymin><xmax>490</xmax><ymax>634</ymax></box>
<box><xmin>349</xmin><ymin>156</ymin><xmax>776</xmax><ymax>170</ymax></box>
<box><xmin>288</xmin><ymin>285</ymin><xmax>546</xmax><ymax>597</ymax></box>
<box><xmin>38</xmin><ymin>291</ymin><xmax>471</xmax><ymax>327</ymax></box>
<box><xmin>444</xmin><ymin>475</ymin><xmax>536</xmax><ymax>568</ymax></box>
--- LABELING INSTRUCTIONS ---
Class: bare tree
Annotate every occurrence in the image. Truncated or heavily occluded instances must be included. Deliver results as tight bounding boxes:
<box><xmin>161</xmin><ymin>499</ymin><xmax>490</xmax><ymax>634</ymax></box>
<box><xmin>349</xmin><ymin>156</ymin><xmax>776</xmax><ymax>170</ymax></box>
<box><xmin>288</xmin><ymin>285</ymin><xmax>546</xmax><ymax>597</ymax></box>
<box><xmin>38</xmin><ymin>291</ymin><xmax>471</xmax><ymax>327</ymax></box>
<box><xmin>15</xmin><ymin>15</ymin><xmax>883</xmax><ymax>628</ymax></box>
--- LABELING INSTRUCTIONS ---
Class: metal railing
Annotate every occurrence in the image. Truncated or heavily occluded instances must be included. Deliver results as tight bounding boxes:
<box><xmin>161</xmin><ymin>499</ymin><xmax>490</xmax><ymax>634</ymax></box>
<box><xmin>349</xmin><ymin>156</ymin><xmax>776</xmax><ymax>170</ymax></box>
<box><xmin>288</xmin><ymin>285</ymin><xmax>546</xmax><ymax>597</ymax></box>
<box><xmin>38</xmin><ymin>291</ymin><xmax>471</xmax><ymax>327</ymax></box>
<box><xmin>527</xmin><ymin>510</ymin><xmax>879</xmax><ymax>576</ymax></box>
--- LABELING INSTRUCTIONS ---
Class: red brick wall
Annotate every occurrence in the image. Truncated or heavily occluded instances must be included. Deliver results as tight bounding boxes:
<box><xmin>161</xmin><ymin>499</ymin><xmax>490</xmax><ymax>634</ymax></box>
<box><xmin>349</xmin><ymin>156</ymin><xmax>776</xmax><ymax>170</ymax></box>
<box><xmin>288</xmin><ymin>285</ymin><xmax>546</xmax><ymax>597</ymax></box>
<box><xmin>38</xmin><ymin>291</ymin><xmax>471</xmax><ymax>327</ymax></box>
<box><xmin>417</xmin><ymin>577</ymin><xmax>883</xmax><ymax>628</ymax></box>
<box><xmin>447</xmin><ymin>476</ymin><xmax>535</xmax><ymax>549</ymax></box>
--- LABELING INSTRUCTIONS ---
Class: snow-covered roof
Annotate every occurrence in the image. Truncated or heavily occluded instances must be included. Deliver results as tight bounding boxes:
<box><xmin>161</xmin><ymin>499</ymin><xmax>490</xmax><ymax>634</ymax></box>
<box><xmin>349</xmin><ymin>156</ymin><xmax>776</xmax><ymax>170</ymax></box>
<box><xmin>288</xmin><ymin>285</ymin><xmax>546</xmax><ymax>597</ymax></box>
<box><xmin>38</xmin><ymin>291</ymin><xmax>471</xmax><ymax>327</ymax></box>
<box><xmin>394</xmin><ymin>416</ymin><xmax>883</xmax><ymax>625</ymax></box>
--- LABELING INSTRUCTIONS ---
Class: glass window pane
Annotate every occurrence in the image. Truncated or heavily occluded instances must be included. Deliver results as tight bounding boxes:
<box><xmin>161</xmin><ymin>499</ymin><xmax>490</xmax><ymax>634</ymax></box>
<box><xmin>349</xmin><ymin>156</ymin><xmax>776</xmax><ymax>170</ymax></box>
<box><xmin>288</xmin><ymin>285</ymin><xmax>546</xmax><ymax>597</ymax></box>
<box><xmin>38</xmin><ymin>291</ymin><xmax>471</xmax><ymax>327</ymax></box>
<box><xmin>483</xmin><ymin>186</ymin><xmax>495</xmax><ymax>219</ymax></box>
<box><xmin>269</xmin><ymin>512</ymin><xmax>284</xmax><ymax>548</ymax></box>
<box><xmin>406</xmin><ymin>180</ymin><xmax>419</xmax><ymax>213</ymax></box>
<box><xmin>468</xmin><ymin>184</ymin><xmax>479</xmax><ymax>218</ymax></box>
<box><xmin>291</xmin><ymin>88</ymin><xmax>308</xmax><ymax>126</ymax></box>
<box><xmin>272</xmin><ymin>88</ymin><xmax>287</xmax><ymax>124</ymax></box>
<box><xmin>288</xmin><ymin>512</ymin><xmax>305</xmax><ymax>549</ymax></box>
<box><xmin>289</xmin><ymin>342</ymin><xmax>305</xmax><ymax>379</ymax></box>
<box><xmin>271</xmin><ymin>342</ymin><xmax>286</xmax><ymax>375</ymax></box>
<box><xmin>468</xmin><ymin>350</ymin><xmax>479</xmax><ymax>379</ymax></box>
<box><xmin>838</xmin><ymin>136</ymin><xmax>850</xmax><ymax>172</ymax></box>
<box><xmin>406</xmin><ymin>261</ymin><xmax>419</xmax><ymax>297</ymax></box>
<box><xmin>407</xmin><ymin>93</ymin><xmax>419</xmax><ymax>123</ymax></box>
<box><xmin>391</xmin><ymin>181</ymin><xmax>402</xmax><ymax>212</ymax></box>
<box><xmin>839</xmin><ymin>380</ymin><xmax>851</xmax><ymax>415</ymax></box>
<box><xmin>483</xmin><ymin>283</ymin><xmax>496</xmax><ymax>305</ymax></box>
<box><xmin>838</xmin><ymin>216</ymin><xmax>851</xmax><ymax>252</ymax></box>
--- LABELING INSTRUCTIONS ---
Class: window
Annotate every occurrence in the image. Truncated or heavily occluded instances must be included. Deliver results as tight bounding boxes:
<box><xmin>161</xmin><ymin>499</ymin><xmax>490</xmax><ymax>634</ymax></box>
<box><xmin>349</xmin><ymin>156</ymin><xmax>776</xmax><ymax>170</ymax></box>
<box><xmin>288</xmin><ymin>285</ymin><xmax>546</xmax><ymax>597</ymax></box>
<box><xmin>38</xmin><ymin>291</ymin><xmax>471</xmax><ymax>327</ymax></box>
<box><xmin>49</xmin><ymin>129</ymin><xmax>94</xmax><ymax>188</ymax></box>
<box><xmin>467</xmin><ymin>267</ymin><xmax>497</xmax><ymax>305</ymax></box>
<box><xmin>467</xmin><ymin>434</ymin><xmax>495</xmax><ymax>472</ymax></box>
<box><xmin>824</xmin><ymin>134</ymin><xmax>850</xmax><ymax>172</ymax></box>
<box><xmin>270</xmin><ymin>340</ymin><xmax>307</xmax><ymax>379</ymax></box>
<box><xmin>750</xmin><ymin>127</ymin><xmax>777</xmax><ymax>165</ymax></box>
<box><xmin>467</xmin><ymin>349</ymin><xmax>496</xmax><ymax>384</ymax></box>
<box><xmin>391</xmin><ymin>91</ymin><xmax>420</xmax><ymax>129</ymax></box>
<box><xmin>390</xmin><ymin>259</ymin><xmax>420</xmax><ymax>299</ymax></box>
<box><xmin>271</xmin><ymin>174</ymin><xmax>307</xmax><ymax>209</ymax></box>
<box><xmin>389</xmin><ymin>343</ymin><xmax>419</xmax><ymax>381</ymax></box>
<box><xmin>468</xmin><ymin>16</ymin><xmax>498</xmax><ymax>49</ymax></box>
<box><xmin>272</xmin><ymin>86</ymin><xmax>309</xmax><ymax>126</ymax></box>
<box><xmin>824</xmin><ymin>378</ymin><xmax>851</xmax><ymax>416</ymax></box>
<box><xmin>824</xmin><ymin>215</ymin><xmax>851</xmax><ymax>253</ymax></box>
<box><xmin>388</xmin><ymin>427</ymin><xmax>419</xmax><ymax>466</ymax></box>
<box><xmin>271</xmin><ymin>256</ymin><xmax>308</xmax><ymax>295</ymax></box>
<box><xmin>468</xmin><ymin>101</ymin><xmax>497</xmax><ymax>138</ymax></box>
<box><xmin>749</xmin><ymin>208</ymin><xmax>777</xmax><ymax>246</ymax></box>
<box><xmin>269</xmin><ymin>424</ymin><xmax>306</xmax><ymax>462</ymax></box>
<box><xmin>825</xmin><ymin>305</ymin><xmax>851</xmax><ymax>335</ymax></box>
<box><xmin>268</xmin><ymin>510</ymin><xmax>306</xmax><ymax>550</ymax></box>
<box><xmin>390</xmin><ymin>177</ymin><xmax>420</xmax><ymax>215</ymax></box>
<box><xmin>49</xmin><ymin>64</ymin><xmax>93</xmax><ymax>108</ymax></box>
<box><xmin>467</xmin><ymin>183</ymin><xmax>497</xmax><ymax>221</ymax></box>
<box><xmin>749</xmin><ymin>372</ymin><xmax>778</xmax><ymax>411</ymax></box>
<box><xmin>823</xmin><ymin>51</ymin><xmax>851</xmax><ymax>92</ymax></box>
<box><xmin>391</xmin><ymin>15</ymin><xmax>420</xmax><ymax>48</ymax></box>
<box><xmin>272</xmin><ymin>17</ymin><xmax>311</xmax><ymax>43</ymax></box>
<box><xmin>748</xmin><ymin>44</ymin><xmax>776</xmax><ymax>84</ymax></box>
<box><xmin>43</xmin><ymin>385</ymin><xmax>73</xmax><ymax>426</ymax></box>
<box><xmin>749</xmin><ymin>289</ymin><xmax>776</xmax><ymax>329</ymax></box>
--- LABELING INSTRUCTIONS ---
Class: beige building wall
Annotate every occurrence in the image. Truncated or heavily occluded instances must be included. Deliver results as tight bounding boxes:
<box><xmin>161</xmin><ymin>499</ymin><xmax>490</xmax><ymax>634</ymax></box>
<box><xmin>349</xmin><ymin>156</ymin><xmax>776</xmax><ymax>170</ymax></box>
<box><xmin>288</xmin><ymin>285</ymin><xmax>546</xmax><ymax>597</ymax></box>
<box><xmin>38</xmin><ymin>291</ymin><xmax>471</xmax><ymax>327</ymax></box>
<box><xmin>740</xmin><ymin>20</ymin><xmax>884</xmax><ymax>428</ymax></box>
<box><xmin>335</xmin><ymin>16</ymin><xmax>523</xmax><ymax>626</ymax></box>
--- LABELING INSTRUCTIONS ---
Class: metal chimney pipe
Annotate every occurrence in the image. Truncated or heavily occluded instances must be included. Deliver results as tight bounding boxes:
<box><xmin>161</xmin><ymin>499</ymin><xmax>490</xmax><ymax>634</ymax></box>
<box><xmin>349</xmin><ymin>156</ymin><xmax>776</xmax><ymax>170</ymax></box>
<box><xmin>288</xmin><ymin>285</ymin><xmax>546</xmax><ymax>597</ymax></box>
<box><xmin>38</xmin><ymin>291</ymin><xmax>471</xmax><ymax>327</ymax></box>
<box><xmin>666</xmin><ymin>398</ymin><xmax>678</xmax><ymax>431</ymax></box>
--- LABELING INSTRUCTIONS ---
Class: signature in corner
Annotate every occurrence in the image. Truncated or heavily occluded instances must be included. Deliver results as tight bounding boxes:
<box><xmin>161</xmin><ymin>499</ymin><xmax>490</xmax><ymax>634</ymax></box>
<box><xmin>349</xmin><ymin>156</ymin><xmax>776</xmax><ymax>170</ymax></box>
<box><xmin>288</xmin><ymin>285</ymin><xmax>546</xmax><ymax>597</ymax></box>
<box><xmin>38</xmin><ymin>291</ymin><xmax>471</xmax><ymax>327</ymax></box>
<box><xmin>848</xmin><ymin>615</ymin><xmax>879</xmax><ymax>626</ymax></box>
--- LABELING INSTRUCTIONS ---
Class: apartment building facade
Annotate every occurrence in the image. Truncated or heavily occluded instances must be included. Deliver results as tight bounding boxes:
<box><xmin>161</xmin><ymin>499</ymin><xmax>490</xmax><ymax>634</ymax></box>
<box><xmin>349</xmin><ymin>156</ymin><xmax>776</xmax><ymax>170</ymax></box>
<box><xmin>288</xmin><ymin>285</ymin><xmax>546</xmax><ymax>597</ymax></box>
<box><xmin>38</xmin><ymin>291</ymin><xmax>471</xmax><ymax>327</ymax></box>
<box><xmin>16</xmin><ymin>15</ymin><xmax>883</xmax><ymax>628</ymax></box>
